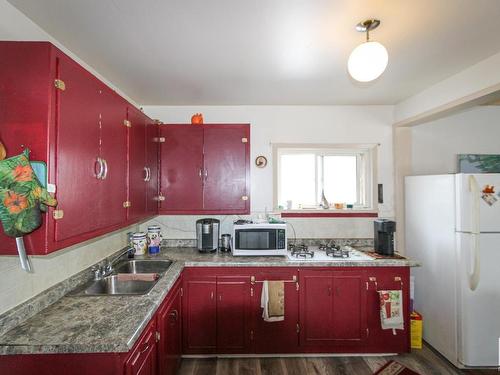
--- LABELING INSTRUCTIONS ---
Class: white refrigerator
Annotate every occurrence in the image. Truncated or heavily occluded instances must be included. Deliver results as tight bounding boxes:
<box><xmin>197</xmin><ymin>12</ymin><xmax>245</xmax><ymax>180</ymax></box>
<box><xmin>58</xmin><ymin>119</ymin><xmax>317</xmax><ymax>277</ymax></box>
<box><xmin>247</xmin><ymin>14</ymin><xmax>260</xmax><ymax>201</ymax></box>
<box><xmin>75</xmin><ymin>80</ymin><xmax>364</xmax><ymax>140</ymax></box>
<box><xmin>405</xmin><ymin>174</ymin><xmax>500</xmax><ymax>368</ymax></box>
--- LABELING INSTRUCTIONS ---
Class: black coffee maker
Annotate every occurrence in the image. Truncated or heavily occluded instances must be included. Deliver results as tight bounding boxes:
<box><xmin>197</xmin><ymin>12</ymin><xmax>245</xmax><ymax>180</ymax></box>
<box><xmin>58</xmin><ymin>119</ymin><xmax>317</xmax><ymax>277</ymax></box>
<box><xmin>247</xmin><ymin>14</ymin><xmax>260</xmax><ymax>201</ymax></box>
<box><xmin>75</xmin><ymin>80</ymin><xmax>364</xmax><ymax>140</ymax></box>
<box><xmin>374</xmin><ymin>219</ymin><xmax>396</xmax><ymax>256</ymax></box>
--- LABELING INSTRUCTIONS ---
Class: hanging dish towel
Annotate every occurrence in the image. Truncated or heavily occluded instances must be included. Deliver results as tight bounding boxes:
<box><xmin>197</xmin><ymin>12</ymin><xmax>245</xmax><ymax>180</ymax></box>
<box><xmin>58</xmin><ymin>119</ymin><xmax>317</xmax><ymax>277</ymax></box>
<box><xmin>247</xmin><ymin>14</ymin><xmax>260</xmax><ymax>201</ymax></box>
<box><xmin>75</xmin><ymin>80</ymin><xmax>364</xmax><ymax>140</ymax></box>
<box><xmin>0</xmin><ymin>149</ymin><xmax>57</xmax><ymax>237</ymax></box>
<box><xmin>378</xmin><ymin>290</ymin><xmax>404</xmax><ymax>335</ymax></box>
<box><xmin>261</xmin><ymin>280</ymin><xmax>285</xmax><ymax>322</ymax></box>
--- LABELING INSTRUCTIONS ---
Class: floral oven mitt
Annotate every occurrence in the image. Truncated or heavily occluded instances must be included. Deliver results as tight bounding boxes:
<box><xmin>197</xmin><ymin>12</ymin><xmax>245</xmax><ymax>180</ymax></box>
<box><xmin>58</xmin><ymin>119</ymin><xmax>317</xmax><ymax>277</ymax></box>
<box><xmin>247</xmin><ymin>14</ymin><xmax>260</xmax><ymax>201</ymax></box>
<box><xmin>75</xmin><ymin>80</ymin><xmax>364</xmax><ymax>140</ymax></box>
<box><xmin>0</xmin><ymin>149</ymin><xmax>57</xmax><ymax>238</ymax></box>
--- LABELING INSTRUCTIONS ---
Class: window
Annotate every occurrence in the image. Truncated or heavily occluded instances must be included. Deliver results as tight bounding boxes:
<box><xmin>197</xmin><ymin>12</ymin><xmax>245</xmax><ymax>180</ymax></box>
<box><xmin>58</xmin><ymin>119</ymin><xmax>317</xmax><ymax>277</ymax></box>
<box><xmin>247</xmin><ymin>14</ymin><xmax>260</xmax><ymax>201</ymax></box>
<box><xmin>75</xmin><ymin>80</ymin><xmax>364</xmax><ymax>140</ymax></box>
<box><xmin>274</xmin><ymin>144</ymin><xmax>376</xmax><ymax>210</ymax></box>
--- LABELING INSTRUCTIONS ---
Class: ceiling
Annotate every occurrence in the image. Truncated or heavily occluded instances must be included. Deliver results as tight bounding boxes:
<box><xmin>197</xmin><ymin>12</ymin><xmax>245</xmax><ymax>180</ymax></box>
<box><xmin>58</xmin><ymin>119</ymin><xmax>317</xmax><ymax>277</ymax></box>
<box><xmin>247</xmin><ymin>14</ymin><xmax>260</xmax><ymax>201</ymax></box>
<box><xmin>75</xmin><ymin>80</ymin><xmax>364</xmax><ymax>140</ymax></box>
<box><xmin>8</xmin><ymin>0</ymin><xmax>500</xmax><ymax>105</ymax></box>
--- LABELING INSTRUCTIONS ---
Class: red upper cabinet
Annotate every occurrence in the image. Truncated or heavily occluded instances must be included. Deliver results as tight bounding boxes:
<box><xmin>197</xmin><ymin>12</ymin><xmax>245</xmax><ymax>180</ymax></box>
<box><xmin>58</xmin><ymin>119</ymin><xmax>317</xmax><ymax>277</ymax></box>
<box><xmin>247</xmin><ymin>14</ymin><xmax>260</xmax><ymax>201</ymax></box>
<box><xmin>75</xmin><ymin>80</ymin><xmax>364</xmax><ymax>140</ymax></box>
<box><xmin>96</xmin><ymin>86</ymin><xmax>128</xmax><ymax>229</ymax></box>
<box><xmin>159</xmin><ymin>124</ymin><xmax>250</xmax><ymax>214</ymax></box>
<box><xmin>159</xmin><ymin>125</ymin><xmax>204</xmax><ymax>212</ymax></box>
<box><xmin>53</xmin><ymin>52</ymin><xmax>103</xmax><ymax>242</ymax></box>
<box><xmin>127</xmin><ymin>106</ymin><xmax>148</xmax><ymax>222</ymax></box>
<box><xmin>145</xmin><ymin>120</ymin><xmax>159</xmax><ymax>216</ymax></box>
<box><xmin>0</xmin><ymin>41</ymin><xmax>157</xmax><ymax>255</ymax></box>
<box><xmin>203</xmin><ymin>125</ymin><xmax>250</xmax><ymax>212</ymax></box>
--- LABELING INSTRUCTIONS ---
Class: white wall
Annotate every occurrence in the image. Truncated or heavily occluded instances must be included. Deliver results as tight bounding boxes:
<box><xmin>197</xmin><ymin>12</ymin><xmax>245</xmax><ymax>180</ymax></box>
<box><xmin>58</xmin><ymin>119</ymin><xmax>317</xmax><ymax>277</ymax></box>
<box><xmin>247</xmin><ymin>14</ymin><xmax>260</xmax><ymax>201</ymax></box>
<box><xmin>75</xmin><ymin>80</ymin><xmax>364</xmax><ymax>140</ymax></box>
<box><xmin>141</xmin><ymin>105</ymin><xmax>394</xmax><ymax>239</ymax></box>
<box><xmin>395</xmin><ymin>51</ymin><xmax>500</xmax><ymax>125</ymax></box>
<box><xmin>411</xmin><ymin>106</ymin><xmax>500</xmax><ymax>175</ymax></box>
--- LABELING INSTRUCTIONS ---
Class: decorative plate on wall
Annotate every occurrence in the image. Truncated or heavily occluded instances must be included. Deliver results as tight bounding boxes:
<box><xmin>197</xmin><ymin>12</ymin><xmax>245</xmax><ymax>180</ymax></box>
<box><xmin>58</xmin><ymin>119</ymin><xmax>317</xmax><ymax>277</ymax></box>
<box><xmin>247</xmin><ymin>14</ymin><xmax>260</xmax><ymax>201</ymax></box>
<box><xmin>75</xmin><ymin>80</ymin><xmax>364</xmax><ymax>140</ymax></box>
<box><xmin>255</xmin><ymin>156</ymin><xmax>267</xmax><ymax>168</ymax></box>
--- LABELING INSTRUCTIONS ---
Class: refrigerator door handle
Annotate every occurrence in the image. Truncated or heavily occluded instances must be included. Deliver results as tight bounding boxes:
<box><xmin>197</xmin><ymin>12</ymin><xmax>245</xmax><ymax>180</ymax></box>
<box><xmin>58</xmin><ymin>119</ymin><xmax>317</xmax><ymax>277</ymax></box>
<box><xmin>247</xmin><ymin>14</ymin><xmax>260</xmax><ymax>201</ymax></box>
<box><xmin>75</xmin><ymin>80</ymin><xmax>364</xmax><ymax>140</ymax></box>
<box><xmin>468</xmin><ymin>175</ymin><xmax>481</xmax><ymax>291</ymax></box>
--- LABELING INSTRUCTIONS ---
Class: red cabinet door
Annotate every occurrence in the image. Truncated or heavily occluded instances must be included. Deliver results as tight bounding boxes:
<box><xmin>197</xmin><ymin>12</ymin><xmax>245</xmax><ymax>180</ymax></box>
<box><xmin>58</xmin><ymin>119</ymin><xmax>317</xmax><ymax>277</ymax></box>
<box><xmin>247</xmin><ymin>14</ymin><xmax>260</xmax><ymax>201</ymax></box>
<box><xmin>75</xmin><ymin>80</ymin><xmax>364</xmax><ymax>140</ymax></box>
<box><xmin>250</xmin><ymin>269</ymin><xmax>300</xmax><ymax>353</ymax></box>
<box><xmin>331</xmin><ymin>271</ymin><xmax>367</xmax><ymax>343</ymax></box>
<box><xmin>125</xmin><ymin>320</ymin><xmax>157</xmax><ymax>375</ymax></box>
<box><xmin>54</xmin><ymin>53</ymin><xmax>102</xmax><ymax>242</ymax></box>
<box><xmin>216</xmin><ymin>276</ymin><xmax>251</xmax><ymax>353</ymax></box>
<box><xmin>145</xmin><ymin>120</ymin><xmax>159</xmax><ymax>216</ymax></box>
<box><xmin>365</xmin><ymin>267</ymin><xmax>410</xmax><ymax>353</ymax></box>
<box><xmin>159</xmin><ymin>125</ymin><xmax>203</xmax><ymax>212</ymax></box>
<box><xmin>299</xmin><ymin>270</ymin><xmax>334</xmax><ymax>347</ymax></box>
<box><xmin>127</xmin><ymin>107</ymin><xmax>148</xmax><ymax>222</ymax></box>
<box><xmin>183</xmin><ymin>276</ymin><xmax>217</xmax><ymax>354</ymax></box>
<box><xmin>203</xmin><ymin>125</ymin><xmax>250</xmax><ymax>213</ymax></box>
<box><xmin>157</xmin><ymin>279</ymin><xmax>182</xmax><ymax>375</ymax></box>
<box><xmin>97</xmin><ymin>87</ymin><xmax>128</xmax><ymax>229</ymax></box>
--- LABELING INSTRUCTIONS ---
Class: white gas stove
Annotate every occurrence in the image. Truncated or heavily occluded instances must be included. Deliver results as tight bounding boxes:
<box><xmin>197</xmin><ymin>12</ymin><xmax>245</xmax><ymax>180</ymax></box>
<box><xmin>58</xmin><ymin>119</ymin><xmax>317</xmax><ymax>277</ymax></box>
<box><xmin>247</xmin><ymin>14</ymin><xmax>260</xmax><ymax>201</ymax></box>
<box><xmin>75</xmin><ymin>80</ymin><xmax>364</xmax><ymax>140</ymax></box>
<box><xmin>286</xmin><ymin>243</ymin><xmax>374</xmax><ymax>261</ymax></box>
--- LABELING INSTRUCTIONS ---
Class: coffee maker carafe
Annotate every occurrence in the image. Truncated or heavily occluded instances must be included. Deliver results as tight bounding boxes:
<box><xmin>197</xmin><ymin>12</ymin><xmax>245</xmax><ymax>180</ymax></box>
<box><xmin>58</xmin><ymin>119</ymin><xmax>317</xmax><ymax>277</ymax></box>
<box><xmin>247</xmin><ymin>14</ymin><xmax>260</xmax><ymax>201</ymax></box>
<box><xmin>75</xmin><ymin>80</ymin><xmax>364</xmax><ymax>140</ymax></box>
<box><xmin>196</xmin><ymin>219</ymin><xmax>220</xmax><ymax>253</ymax></box>
<box><xmin>374</xmin><ymin>219</ymin><xmax>396</xmax><ymax>256</ymax></box>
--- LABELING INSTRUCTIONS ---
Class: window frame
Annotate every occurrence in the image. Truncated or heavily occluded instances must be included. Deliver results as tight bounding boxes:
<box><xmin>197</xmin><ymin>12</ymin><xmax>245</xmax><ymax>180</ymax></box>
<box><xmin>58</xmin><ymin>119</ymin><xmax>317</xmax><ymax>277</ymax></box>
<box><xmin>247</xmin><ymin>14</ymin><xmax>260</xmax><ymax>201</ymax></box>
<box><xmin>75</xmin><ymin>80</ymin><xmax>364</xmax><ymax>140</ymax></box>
<box><xmin>272</xmin><ymin>143</ymin><xmax>378</xmax><ymax>212</ymax></box>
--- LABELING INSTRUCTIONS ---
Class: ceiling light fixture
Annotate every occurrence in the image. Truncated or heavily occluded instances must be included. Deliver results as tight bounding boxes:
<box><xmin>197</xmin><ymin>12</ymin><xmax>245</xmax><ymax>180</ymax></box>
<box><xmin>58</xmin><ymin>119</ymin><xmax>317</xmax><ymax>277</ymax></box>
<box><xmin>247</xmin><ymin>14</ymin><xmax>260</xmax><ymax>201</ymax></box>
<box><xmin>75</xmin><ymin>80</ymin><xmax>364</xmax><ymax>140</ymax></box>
<box><xmin>347</xmin><ymin>19</ymin><xmax>388</xmax><ymax>82</ymax></box>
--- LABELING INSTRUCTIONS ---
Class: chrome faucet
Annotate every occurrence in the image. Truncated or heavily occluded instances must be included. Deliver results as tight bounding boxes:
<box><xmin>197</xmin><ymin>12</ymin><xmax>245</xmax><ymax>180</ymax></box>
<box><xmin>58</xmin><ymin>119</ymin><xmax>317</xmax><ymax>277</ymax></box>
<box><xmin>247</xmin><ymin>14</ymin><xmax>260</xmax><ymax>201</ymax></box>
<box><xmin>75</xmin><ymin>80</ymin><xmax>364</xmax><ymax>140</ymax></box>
<box><xmin>91</xmin><ymin>246</ymin><xmax>135</xmax><ymax>280</ymax></box>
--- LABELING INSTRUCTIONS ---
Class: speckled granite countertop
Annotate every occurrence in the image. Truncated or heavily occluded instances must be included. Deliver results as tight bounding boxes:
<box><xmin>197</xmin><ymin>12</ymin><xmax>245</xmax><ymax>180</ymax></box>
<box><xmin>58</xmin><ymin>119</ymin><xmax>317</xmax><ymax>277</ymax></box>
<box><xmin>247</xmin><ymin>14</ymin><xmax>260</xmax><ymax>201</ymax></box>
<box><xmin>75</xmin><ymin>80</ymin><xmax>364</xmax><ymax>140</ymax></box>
<box><xmin>0</xmin><ymin>247</ymin><xmax>419</xmax><ymax>355</ymax></box>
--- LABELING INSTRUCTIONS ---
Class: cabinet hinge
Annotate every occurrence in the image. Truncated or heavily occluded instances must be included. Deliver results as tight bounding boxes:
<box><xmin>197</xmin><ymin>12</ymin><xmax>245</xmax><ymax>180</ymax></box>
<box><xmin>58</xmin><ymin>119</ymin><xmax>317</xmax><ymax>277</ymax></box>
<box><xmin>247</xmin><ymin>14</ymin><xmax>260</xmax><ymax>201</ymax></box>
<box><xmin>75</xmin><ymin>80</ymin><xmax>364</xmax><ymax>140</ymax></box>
<box><xmin>250</xmin><ymin>330</ymin><xmax>254</xmax><ymax>341</ymax></box>
<box><xmin>154</xmin><ymin>193</ymin><xmax>166</xmax><ymax>202</ymax></box>
<box><xmin>153</xmin><ymin>137</ymin><xmax>166</xmax><ymax>143</ymax></box>
<box><xmin>296</xmin><ymin>323</ymin><xmax>300</xmax><ymax>333</ymax></box>
<box><xmin>54</xmin><ymin>79</ymin><xmax>66</xmax><ymax>91</ymax></box>
<box><xmin>52</xmin><ymin>210</ymin><xmax>64</xmax><ymax>220</ymax></box>
<box><xmin>47</xmin><ymin>183</ymin><xmax>56</xmax><ymax>193</ymax></box>
<box><xmin>123</xmin><ymin>201</ymin><xmax>132</xmax><ymax>208</ymax></box>
<box><xmin>241</xmin><ymin>195</ymin><xmax>249</xmax><ymax>201</ymax></box>
<box><xmin>123</xmin><ymin>120</ymin><xmax>131</xmax><ymax>128</ymax></box>
<box><xmin>155</xmin><ymin>331</ymin><xmax>161</xmax><ymax>342</ymax></box>
<box><xmin>241</xmin><ymin>137</ymin><xmax>248</xmax><ymax>143</ymax></box>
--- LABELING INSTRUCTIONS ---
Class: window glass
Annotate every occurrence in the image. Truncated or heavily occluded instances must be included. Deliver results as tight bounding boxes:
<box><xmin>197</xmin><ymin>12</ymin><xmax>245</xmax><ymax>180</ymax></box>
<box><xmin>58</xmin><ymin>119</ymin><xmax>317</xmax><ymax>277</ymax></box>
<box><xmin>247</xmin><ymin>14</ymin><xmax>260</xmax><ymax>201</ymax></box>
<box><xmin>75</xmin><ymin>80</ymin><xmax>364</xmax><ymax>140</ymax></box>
<box><xmin>323</xmin><ymin>155</ymin><xmax>357</xmax><ymax>204</ymax></box>
<box><xmin>279</xmin><ymin>154</ymin><xmax>316</xmax><ymax>209</ymax></box>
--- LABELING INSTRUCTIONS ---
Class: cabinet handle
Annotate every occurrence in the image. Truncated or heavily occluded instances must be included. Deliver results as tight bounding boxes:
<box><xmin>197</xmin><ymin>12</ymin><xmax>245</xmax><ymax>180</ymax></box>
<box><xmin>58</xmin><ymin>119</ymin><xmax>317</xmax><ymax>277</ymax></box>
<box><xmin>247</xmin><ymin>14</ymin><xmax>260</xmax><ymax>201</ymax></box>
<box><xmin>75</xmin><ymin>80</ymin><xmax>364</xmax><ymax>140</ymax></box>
<box><xmin>102</xmin><ymin>159</ymin><xmax>109</xmax><ymax>180</ymax></box>
<box><xmin>143</xmin><ymin>167</ymin><xmax>149</xmax><ymax>182</ymax></box>
<box><xmin>140</xmin><ymin>342</ymin><xmax>150</xmax><ymax>354</ymax></box>
<box><xmin>210</xmin><ymin>291</ymin><xmax>214</xmax><ymax>300</ymax></box>
<box><xmin>147</xmin><ymin>167</ymin><xmax>152</xmax><ymax>182</ymax></box>
<box><xmin>95</xmin><ymin>158</ymin><xmax>104</xmax><ymax>179</ymax></box>
<box><xmin>169</xmin><ymin>310</ymin><xmax>178</xmax><ymax>322</ymax></box>
<box><xmin>219</xmin><ymin>294</ymin><xmax>222</xmax><ymax>301</ymax></box>
<box><xmin>204</xmin><ymin>169</ymin><xmax>208</xmax><ymax>180</ymax></box>
<box><xmin>327</xmin><ymin>287</ymin><xmax>332</xmax><ymax>296</ymax></box>
<box><xmin>198</xmin><ymin>168</ymin><xmax>203</xmax><ymax>180</ymax></box>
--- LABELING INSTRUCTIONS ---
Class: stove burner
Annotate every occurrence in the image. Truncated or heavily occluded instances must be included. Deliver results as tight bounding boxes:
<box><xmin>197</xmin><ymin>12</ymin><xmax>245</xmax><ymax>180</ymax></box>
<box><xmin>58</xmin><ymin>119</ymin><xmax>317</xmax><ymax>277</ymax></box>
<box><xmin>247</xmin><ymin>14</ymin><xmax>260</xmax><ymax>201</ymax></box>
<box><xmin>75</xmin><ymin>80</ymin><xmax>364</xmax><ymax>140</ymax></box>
<box><xmin>288</xmin><ymin>243</ymin><xmax>315</xmax><ymax>259</ymax></box>
<box><xmin>319</xmin><ymin>244</ymin><xmax>350</xmax><ymax>258</ymax></box>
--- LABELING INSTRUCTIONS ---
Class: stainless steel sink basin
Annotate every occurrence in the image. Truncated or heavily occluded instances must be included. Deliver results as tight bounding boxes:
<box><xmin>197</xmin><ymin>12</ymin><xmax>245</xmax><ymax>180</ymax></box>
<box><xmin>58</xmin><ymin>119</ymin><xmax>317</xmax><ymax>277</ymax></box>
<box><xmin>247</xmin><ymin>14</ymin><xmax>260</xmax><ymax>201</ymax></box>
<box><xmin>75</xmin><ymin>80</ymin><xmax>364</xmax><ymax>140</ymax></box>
<box><xmin>113</xmin><ymin>259</ymin><xmax>172</xmax><ymax>275</ymax></box>
<box><xmin>71</xmin><ymin>259</ymin><xmax>172</xmax><ymax>296</ymax></box>
<box><xmin>81</xmin><ymin>275</ymin><xmax>156</xmax><ymax>296</ymax></box>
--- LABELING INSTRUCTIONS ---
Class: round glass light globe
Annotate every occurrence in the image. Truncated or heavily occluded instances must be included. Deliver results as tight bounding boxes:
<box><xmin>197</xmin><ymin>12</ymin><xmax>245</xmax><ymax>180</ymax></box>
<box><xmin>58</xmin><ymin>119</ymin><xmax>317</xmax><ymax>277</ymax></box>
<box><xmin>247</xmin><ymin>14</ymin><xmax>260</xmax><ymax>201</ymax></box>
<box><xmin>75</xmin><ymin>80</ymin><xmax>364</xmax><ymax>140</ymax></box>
<box><xmin>347</xmin><ymin>41</ymin><xmax>388</xmax><ymax>82</ymax></box>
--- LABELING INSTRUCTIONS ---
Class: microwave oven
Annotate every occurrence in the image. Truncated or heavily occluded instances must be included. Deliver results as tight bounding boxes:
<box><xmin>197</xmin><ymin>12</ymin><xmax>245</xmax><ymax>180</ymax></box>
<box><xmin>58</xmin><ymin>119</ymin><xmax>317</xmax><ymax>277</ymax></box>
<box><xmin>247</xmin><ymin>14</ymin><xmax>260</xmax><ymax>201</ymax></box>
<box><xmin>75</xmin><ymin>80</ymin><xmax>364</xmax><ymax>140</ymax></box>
<box><xmin>232</xmin><ymin>223</ymin><xmax>287</xmax><ymax>256</ymax></box>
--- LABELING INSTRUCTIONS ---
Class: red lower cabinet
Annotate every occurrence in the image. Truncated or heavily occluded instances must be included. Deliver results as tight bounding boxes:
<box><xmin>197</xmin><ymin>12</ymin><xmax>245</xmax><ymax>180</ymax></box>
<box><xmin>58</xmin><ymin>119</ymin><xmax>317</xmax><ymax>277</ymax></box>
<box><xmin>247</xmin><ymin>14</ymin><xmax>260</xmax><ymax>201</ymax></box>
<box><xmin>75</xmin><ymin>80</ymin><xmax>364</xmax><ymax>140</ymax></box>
<box><xmin>250</xmin><ymin>268</ymin><xmax>299</xmax><ymax>353</ymax></box>
<box><xmin>125</xmin><ymin>320</ymin><xmax>157</xmax><ymax>375</ymax></box>
<box><xmin>182</xmin><ymin>275</ymin><xmax>217</xmax><ymax>354</ymax></box>
<box><xmin>157</xmin><ymin>279</ymin><xmax>182</xmax><ymax>375</ymax></box>
<box><xmin>365</xmin><ymin>267</ymin><xmax>411</xmax><ymax>353</ymax></box>
<box><xmin>216</xmin><ymin>276</ymin><xmax>251</xmax><ymax>353</ymax></box>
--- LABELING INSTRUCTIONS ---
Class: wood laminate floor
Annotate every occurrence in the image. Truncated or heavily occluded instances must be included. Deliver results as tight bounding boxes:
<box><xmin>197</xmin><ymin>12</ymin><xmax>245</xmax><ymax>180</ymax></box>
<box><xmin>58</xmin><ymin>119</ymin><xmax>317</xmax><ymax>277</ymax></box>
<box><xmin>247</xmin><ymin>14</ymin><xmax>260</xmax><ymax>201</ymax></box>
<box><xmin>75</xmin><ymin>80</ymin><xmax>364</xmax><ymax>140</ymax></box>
<box><xmin>178</xmin><ymin>345</ymin><xmax>499</xmax><ymax>375</ymax></box>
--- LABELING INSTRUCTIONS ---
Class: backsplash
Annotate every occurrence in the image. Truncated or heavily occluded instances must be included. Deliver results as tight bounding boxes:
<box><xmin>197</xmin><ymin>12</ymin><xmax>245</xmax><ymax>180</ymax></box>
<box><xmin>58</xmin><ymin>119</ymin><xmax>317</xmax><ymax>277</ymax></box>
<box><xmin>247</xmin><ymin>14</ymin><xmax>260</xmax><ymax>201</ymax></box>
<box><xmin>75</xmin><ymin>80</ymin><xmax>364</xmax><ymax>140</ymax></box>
<box><xmin>140</xmin><ymin>213</ymin><xmax>381</xmax><ymax>240</ymax></box>
<box><xmin>0</xmin><ymin>225</ymin><xmax>138</xmax><ymax>317</ymax></box>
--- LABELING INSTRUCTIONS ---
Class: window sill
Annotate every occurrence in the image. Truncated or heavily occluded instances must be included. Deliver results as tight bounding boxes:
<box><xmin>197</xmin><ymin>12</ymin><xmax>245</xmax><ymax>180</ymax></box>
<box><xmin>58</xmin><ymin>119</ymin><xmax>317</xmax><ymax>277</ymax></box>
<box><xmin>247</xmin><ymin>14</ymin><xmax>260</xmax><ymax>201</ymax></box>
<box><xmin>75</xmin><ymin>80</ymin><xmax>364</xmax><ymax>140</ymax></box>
<box><xmin>279</xmin><ymin>210</ymin><xmax>378</xmax><ymax>218</ymax></box>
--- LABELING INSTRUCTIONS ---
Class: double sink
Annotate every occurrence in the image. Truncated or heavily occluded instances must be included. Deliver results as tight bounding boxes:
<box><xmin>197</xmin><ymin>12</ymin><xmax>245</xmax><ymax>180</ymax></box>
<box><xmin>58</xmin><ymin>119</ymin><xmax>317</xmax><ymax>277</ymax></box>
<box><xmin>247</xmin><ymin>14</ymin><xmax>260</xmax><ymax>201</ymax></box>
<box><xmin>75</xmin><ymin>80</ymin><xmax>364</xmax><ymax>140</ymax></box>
<box><xmin>72</xmin><ymin>259</ymin><xmax>172</xmax><ymax>296</ymax></box>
